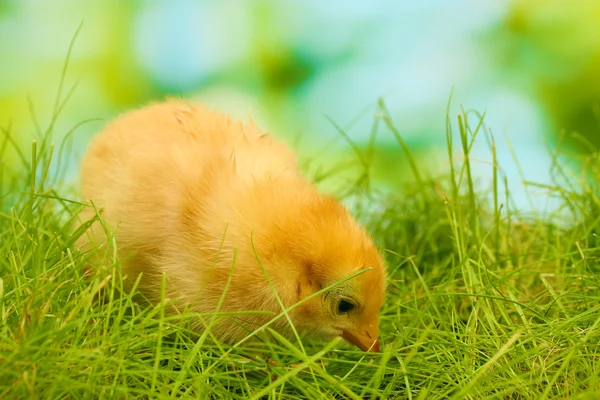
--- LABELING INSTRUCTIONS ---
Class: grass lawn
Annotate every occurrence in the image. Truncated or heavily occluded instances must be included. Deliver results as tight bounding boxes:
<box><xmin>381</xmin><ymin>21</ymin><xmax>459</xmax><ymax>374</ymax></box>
<box><xmin>1</xmin><ymin>63</ymin><xmax>600</xmax><ymax>398</ymax></box>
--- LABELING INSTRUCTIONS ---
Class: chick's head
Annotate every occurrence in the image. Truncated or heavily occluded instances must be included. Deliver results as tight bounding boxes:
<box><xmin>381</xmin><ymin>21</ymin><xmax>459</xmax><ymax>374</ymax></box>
<box><xmin>268</xmin><ymin>194</ymin><xmax>387</xmax><ymax>352</ymax></box>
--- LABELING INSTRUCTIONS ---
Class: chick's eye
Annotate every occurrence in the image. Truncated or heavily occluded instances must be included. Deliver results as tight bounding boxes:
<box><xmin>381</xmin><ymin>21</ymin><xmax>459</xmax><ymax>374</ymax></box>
<box><xmin>337</xmin><ymin>299</ymin><xmax>355</xmax><ymax>314</ymax></box>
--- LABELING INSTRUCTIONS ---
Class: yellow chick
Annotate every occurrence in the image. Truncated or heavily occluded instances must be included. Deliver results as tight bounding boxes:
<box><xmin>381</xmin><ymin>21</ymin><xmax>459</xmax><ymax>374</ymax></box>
<box><xmin>78</xmin><ymin>99</ymin><xmax>387</xmax><ymax>352</ymax></box>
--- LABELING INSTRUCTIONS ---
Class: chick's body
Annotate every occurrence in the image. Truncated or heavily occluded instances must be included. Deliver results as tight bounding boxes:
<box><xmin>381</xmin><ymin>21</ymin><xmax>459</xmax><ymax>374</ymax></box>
<box><xmin>79</xmin><ymin>100</ymin><xmax>386</xmax><ymax>350</ymax></box>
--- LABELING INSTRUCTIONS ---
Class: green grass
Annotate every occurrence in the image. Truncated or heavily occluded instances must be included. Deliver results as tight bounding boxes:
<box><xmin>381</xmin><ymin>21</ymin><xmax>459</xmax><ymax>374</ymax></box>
<box><xmin>2</xmin><ymin>41</ymin><xmax>600</xmax><ymax>399</ymax></box>
<box><xmin>2</xmin><ymin>104</ymin><xmax>600</xmax><ymax>400</ymax></box>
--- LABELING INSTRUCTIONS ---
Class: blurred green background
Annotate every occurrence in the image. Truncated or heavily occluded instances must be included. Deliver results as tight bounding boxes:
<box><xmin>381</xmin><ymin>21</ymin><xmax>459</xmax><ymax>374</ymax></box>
<box><xmin>1</xmin><ymin>0</ymin><xmax>599</xmax><ymax>211</ymax></box>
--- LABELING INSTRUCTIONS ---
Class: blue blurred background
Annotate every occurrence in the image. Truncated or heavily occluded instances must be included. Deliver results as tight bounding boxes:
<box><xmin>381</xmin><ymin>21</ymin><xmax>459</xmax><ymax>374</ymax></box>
<box><xmin>2</xmin><ymin>0</ymin><xmax>599</xmax><ymax>211</ymax></box>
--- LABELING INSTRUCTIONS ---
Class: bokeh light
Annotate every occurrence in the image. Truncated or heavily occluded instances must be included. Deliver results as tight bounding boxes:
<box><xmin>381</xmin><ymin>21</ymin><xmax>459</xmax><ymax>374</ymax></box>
<box><xmin>1</xmin><ymin>0</ymin><xmax>598</xmax><ymax>212</ymax></box>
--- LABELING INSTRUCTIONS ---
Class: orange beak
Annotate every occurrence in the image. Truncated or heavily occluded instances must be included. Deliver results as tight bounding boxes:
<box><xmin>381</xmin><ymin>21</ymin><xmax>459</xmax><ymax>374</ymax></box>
<box><xmin>342</xmin><ymin>327</ymin><xmax>380</xmax><ymax>352</ymax></box>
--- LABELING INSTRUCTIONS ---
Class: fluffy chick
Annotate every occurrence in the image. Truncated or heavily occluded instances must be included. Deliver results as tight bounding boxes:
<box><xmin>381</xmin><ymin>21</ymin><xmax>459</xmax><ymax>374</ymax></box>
<box><xmin>78</xmin><ymin>99</ymin><xmax>387</xmax><ymax>351</ymax></box>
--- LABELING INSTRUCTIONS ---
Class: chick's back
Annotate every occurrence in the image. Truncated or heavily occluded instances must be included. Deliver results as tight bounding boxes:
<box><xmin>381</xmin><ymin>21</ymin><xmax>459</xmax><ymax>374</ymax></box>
<box><xmin>80</xmin><ymin>101</ymin><xmax>297</xmax><ymax>290</ymax></box>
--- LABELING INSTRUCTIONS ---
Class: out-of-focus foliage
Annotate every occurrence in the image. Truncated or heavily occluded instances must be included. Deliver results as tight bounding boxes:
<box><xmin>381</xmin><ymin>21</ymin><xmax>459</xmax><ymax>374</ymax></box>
<box><xmin>1</xmin><ymin>1</ymin><xmax>600</xmax><ymax>210</ymax></box>
<box><xmin>486</xmin><ymin>0</ymin><xmax>600</xmax><ymax>152</ymax></box>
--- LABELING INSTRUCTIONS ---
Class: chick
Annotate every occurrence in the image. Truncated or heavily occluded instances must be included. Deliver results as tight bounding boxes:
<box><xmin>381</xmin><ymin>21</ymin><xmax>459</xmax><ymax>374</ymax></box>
<box><xmin>78</xmin><ymin>99</ymin><xmax>387</xmax><ymax>352</ymax></box>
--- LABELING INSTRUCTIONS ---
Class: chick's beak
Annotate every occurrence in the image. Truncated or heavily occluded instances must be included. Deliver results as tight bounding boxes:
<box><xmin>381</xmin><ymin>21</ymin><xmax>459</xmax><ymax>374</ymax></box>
<box><xmin>342</xmin><ymin>325</ymin><xmax>380</xmax><ymax>352</ymax></box>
